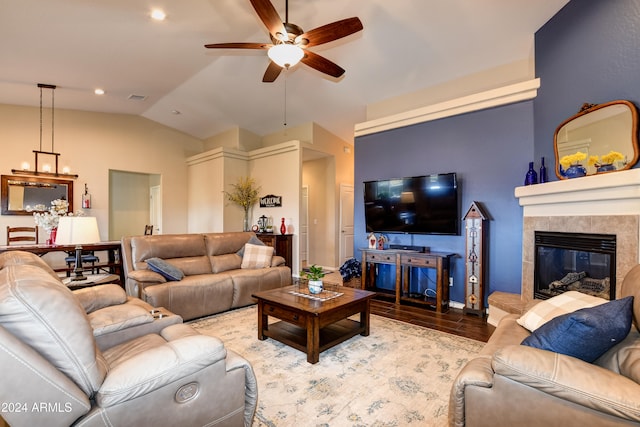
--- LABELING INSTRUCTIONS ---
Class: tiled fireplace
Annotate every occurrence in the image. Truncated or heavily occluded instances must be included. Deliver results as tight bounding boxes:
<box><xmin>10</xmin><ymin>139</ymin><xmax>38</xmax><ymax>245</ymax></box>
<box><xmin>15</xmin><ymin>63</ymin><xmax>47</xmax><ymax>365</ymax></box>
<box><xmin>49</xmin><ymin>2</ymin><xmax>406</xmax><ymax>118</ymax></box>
<box><xmin>488</xmin><ymin>169</ymin><xmax>640</xmax><ymax>326</ymax></box>
<box><xmin>534</xmin><ymin>230</ymin><xmax>616</xmax><ymax>300</ymax></box>
<box><xmin>516</xmin><ymin>168</ymin><xmax>640</xmax><ymax>305</ymax></box>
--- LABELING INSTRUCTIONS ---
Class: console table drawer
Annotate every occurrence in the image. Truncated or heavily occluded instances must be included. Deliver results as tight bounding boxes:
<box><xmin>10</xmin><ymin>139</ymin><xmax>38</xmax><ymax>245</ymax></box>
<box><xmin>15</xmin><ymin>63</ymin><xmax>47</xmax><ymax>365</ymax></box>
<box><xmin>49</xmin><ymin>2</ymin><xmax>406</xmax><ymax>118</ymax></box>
<box><xmin>401</xmin><ymin>255</ymin><xmax>437</xmax><ymax>267</ymax></box>
<box><xmin>264</xmin><ymin>303</ymin><xmax>306</xmax><ymax>327</ymax></box>
<box><xmin>366</xmin><ymin>252</ymin><xmax>396</xmax><ymax>263</ymax></box>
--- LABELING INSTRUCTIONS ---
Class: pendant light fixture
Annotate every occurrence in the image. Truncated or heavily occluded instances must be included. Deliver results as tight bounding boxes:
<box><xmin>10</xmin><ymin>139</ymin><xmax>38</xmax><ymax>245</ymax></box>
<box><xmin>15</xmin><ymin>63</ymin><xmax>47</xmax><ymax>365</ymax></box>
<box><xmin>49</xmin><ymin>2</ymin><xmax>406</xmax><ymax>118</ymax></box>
<box><xmin>12</xmin><ymin>83</ymin><xmax>77</xmax><ymax>178</ymax></box>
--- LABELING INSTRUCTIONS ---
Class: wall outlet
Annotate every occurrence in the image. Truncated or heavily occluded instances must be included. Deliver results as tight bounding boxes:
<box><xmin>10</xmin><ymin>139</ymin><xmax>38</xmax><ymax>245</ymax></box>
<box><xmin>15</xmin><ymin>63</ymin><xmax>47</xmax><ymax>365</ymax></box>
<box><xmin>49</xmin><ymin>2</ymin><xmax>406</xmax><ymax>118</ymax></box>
<box><xmin>449</xmin><ymin>277</ymin><xmax>454</xmax><ymax>287</ymax></box>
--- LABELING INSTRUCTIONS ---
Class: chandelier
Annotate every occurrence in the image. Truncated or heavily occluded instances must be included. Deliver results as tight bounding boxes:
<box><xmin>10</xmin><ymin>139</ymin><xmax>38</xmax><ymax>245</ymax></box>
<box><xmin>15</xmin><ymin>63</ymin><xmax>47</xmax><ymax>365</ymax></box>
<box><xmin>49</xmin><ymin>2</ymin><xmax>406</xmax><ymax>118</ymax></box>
<box><xmin>12</xmin><ymin>83</ymin><xmax>77</xmax><ymax>178</ymax></box>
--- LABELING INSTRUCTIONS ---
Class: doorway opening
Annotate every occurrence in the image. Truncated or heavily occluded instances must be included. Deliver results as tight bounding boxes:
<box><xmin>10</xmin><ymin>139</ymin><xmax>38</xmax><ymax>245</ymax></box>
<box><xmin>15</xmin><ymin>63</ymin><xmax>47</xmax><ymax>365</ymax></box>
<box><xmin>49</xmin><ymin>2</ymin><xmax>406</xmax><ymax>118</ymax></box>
<box><xmin>109</xmin><ymin>170</ymin><xmax>161</xmax><ymax>240</ymax></box>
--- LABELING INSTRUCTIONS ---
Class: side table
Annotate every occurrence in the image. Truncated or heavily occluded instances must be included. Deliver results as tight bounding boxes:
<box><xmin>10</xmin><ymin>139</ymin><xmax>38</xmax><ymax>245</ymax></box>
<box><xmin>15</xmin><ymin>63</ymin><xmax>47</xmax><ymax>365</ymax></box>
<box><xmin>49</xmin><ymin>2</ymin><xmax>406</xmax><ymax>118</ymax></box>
<box><xmin>255</xmin><ymin>233</ymin><xmax>293</xmax><ymax>268</ymax></box>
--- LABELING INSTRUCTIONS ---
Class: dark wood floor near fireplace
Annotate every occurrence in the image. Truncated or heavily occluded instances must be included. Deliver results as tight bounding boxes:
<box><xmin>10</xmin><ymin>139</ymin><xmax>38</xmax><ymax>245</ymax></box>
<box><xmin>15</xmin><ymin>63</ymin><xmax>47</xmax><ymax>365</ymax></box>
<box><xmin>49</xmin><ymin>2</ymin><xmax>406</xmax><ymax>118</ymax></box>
<box><xmin>371</xmin><ymin>297</ymin><xmax>495</xmax><ymax>342</ymax></box>
<box><xmin>325</xmin><ymin>270</ymin><xmax>495</xmax><ymax>342</ymax></box>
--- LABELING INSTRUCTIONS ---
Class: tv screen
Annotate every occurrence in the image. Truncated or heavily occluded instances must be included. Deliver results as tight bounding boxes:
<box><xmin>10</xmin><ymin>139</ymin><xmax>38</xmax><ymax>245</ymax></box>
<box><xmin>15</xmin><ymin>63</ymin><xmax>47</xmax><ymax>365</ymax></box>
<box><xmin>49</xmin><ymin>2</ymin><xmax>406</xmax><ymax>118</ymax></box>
<box><xmin>364</xmin><ymin>173</ymin><xmax>459</xmax><ymax>235</ymax></box>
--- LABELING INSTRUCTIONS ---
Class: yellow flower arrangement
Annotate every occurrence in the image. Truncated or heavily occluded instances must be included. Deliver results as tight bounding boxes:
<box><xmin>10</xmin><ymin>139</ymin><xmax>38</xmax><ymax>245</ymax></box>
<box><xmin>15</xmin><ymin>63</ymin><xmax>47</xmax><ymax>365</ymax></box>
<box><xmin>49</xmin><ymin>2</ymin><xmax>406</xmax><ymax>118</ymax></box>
<box><xmin>223</xmin><ymin>176</ymin><xmax>261</xmax><ymax>231</ymax></box>
<box><xmin>224</xmin><ymin>177</ymin><xmax>261</xmax><ymax>212</ymax></box>
<box><xmin>588</xmin><ymin>150</ymin><xmax>625</xmax><ymax>167</ymax></box>
<box><xmin>559</xmin><ymin>151</ymin><xmax>587</xmax><ymax>169</ymax></box>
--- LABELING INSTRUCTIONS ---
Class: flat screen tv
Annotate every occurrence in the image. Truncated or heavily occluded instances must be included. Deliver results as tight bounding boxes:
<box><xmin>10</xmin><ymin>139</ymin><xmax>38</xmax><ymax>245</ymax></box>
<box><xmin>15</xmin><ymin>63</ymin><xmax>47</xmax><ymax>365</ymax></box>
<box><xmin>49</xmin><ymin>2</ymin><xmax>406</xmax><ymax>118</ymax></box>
<box><xmin>364</xmin><ymin>173</ymin><xmax>459</xmax><ymax>235</ymax></box>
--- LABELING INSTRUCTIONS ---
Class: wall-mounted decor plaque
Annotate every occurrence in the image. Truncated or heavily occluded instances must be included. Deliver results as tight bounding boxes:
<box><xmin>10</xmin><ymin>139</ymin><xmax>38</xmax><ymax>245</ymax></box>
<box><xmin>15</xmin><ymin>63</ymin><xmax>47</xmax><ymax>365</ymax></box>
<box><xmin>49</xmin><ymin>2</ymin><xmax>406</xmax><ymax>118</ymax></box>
<box><xmin>260</xmin><ymin>194</ymin><xmax>282</xmax><ymax>207</ymax></box>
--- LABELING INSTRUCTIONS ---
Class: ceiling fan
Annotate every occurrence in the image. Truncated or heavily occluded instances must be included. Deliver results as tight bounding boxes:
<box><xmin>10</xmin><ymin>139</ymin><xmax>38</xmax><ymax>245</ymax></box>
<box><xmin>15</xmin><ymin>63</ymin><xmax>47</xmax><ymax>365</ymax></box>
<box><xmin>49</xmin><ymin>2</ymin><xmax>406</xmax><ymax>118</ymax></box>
<box><xmin>205</xmin><ymin>0</ymin><xmax>363</xmax><ymax>82</ymax></box>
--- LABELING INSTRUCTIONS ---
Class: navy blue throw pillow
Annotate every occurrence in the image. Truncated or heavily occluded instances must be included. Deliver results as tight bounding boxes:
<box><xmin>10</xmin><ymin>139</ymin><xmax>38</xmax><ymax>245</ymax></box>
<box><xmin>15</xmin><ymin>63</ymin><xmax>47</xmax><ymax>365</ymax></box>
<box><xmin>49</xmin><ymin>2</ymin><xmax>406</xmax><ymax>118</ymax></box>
<box><xmin>521</xmin><ymin>296</ymin><xmax>633</xmax><ymax>363</ymax></box>
<box><xmin>146</xmin><ymin>257</ymin><xmax>184</xmax><ymax>281</ymax></box>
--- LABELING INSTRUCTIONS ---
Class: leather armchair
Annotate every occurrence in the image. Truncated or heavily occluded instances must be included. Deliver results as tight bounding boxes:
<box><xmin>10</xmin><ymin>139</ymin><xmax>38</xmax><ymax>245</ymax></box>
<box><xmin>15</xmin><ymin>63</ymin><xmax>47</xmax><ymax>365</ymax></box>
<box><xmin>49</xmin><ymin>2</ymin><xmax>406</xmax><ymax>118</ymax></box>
<box><xmin>0</xmin><ymin>250</ymin><xmax>183</xmax><ymax>350</ymax></box>
<box><xmin>0</xmin><ymin>261</ymin><xmax>257</xmax><ymax>426</ymax></box>
<box><xmin>449</xmin><ymin>264</ymin><xmax>640</xmax><ymax>426</ymax></box>
<box><xmin>72</xmin><ymin>284</ymin><xmax>183</xmax><ymax>350</ymax></box>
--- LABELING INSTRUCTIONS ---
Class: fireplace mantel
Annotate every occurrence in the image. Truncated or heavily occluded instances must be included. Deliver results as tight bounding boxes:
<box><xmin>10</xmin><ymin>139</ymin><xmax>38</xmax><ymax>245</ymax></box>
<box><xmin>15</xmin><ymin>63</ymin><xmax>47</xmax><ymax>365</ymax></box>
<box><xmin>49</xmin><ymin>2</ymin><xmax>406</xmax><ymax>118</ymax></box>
<box><xmin>515</xmin><ymin>168</ymin><xmax>640</xmax><ymax>217</ymax></box>
<box><xmin>511</xmin><ymin>168</ymin><xmax>640</xmax><ymax>315</ymax></box>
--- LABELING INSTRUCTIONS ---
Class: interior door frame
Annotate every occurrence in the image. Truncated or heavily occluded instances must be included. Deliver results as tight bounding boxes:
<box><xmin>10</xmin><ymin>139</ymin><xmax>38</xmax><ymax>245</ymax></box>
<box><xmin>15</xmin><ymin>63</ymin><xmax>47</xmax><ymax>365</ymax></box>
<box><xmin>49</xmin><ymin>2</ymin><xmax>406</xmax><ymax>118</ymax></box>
<box><xmin>300</xmin><ymin>185</ymin><xmax>309</xmax><ymax>268</ymax></box>
<box><xmin>339</xmin><ymin>183</ymin><xmax>354</xmax><ymax>265</ymax></box>
<box><xmin>150</xmin><ymin>185</ymin><xmax>161</xmax><ymax>234</ymax></box>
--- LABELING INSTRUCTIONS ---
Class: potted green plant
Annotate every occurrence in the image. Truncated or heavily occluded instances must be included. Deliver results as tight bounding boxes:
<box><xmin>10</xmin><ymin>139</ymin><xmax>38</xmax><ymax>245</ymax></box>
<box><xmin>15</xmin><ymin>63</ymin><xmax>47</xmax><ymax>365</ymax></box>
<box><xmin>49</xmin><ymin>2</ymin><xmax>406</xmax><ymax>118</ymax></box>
<box><xmin>301</xmin><ymin>265</ymin><xmax>325</xmax><ymax>294</ymax></box>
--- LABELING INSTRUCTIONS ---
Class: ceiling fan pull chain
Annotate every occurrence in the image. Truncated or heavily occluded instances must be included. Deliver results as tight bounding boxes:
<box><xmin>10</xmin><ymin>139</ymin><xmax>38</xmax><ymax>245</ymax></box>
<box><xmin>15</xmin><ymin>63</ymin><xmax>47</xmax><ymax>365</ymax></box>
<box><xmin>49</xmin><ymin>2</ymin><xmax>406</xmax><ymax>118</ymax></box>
<box><xmin>283</xmin><ymin>71</ymin><xmax>288</xmax><ymax>127</ymax></box>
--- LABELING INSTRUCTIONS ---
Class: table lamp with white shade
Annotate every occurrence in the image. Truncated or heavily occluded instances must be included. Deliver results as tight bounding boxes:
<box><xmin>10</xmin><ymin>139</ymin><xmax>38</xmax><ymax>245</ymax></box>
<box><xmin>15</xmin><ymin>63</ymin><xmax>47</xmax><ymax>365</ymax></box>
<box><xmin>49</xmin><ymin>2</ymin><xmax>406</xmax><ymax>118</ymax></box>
<box><xmin>55</xmin><ymin>216</ymin><xmax>100</xmax><ymax>281</ymax></box>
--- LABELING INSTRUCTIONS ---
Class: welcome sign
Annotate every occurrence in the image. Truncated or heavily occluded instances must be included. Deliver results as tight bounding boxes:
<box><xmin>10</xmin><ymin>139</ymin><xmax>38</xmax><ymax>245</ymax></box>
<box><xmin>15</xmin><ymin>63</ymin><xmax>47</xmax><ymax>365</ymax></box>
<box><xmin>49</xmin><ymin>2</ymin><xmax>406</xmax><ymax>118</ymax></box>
<box><xmin>260</xmin><ymin>194</ymin><xmax>282</xmax><ymax>207</ymax></box>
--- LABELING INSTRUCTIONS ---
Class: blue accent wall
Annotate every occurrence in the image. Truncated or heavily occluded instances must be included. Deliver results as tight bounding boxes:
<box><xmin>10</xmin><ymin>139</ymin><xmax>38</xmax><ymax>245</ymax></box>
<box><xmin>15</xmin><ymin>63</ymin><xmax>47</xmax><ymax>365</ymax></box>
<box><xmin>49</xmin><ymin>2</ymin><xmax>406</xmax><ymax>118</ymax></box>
<box><xmin>354</xmin><ymin>102</ymin><xmax>533</xmax><ymax>303</ymax></box>
<box><xmin>354</xmin><ymin>0</ymin><xmax>640</xmax><ymax>305</ymax></box>
<box><xmin>535</xmin><ymin>0</ymin><xmax>640</xmax><ymax>180</ymax></box>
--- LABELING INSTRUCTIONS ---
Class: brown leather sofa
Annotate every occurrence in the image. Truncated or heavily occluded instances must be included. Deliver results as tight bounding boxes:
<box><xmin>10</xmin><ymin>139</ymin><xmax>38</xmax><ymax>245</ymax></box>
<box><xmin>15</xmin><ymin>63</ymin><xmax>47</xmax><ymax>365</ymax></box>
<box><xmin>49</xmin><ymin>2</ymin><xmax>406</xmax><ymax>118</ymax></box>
<box><xmin>449</xmin><ymin>264</ymin><xmax>640</xmax><ymax>427</ymax></box>
<box><xmin>0</xmin><ymin>250</ymin><xmax>258</xmax><ymax>427</ymax></box>
<box><xmin>122</xmin><ymin>232</ymin><xmax>292</xmax><ymax>321</ymax></box>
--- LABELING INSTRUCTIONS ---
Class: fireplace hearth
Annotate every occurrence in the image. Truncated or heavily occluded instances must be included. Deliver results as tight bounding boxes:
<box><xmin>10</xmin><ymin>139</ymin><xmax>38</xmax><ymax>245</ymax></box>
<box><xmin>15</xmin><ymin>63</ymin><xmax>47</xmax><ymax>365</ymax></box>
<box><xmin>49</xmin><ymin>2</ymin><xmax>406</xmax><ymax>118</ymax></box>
<box><xmin>534</xmin><ymin>231</ymin><xmax>616</xmax><ymax>300</ymax></box>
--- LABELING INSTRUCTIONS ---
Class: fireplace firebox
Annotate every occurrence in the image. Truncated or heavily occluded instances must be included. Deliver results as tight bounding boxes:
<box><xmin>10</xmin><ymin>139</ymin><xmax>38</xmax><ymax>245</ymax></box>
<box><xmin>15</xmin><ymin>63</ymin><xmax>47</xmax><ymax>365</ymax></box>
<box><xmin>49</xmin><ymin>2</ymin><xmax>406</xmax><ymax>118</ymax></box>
<box><xmin>534</xmin><ymin>231</ymin><xmax>616</xmax><ymax>300</ymax></box>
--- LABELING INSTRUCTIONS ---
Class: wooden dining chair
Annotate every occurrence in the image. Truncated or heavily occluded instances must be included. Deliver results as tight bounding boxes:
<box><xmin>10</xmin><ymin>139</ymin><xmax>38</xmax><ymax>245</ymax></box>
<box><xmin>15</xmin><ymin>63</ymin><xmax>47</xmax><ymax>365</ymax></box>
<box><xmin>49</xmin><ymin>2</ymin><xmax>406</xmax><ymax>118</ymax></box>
<box><xmin>6</xmin><ymin>226</ymin><xmax>39</xmax><ymax>245</ymax></box>
<box><xmin>144</xmin><ymin>225</ymin><xmax>154</xmax><ymax>235</ymax></box>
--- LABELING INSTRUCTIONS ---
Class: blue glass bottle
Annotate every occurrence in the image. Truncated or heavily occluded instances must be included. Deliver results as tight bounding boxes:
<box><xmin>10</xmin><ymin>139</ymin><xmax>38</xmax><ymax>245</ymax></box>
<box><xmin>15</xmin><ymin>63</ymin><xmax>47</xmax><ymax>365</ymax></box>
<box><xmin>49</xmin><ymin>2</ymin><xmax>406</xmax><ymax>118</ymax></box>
<box><xmin>524</xmin><ymin>162</ymin><xmax>538</xmax><ymax>185</ymax></box>
<box><xmin>539</xmin><ymin>157</ymin><xmax>548</xmax><ymax>183</ymax></box>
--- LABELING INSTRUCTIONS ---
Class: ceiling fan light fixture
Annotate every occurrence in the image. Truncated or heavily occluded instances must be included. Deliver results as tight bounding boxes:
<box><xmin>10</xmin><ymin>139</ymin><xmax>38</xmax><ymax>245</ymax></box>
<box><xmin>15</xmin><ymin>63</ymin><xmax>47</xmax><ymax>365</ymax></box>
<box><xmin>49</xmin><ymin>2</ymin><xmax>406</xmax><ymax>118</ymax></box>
<box><xmin>150</xmin><ymin>9</ymin><xmax>166</xmax><ymax>21</ymax></box>
<box><xmin>268</xmin><ymin>44</ymin><xmax>304</xmax><ymax>68</ymax></box>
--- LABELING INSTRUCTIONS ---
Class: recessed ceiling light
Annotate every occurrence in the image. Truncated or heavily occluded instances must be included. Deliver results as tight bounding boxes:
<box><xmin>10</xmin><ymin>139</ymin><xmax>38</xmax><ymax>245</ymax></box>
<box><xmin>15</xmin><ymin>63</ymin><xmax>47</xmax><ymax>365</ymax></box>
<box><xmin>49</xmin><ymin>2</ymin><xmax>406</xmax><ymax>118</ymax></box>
<box><xmin>151</xmin><ymin>9</ymin><xmax>166</xmax><ymax>21</ymax></box>
<box><xmin>94</xmin><ymin>88</ymin><xmax>105</xmax><ymax>95</ymax></box>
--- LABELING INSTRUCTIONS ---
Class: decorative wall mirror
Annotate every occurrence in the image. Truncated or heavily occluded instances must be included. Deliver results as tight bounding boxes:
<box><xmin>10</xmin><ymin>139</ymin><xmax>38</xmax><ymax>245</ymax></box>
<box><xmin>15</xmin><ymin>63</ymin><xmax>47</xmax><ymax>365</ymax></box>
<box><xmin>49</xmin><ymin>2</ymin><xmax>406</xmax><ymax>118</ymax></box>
<box><xmin>554</xmin><ymin>100</ymin><xmax>639</xmax><ymax>179</ymax></box>
<box><xmin>1</xmin><ymin>175</ymin><xmax>74</xmax><ymax>215</ymax></box>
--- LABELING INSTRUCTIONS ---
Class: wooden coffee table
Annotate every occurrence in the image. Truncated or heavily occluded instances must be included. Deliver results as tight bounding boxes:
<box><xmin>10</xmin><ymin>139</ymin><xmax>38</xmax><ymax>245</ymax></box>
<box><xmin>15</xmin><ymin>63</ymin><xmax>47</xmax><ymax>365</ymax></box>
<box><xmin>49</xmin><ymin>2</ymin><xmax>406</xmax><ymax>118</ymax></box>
<box><xmin>252</xmin><ymin>285</ymin><xmax>376</xmax><ymax>363</ymax></box>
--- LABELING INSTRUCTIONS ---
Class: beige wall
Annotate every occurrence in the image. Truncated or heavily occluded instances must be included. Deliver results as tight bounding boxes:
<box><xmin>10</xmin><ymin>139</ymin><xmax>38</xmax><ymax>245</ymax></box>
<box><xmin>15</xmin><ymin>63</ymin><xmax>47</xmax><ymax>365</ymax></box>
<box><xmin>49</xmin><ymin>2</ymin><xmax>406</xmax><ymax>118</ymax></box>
<box><xmin>266</xmin><ymin>122</ymin><xmax>355</xmax><ymax>269</ymax></box>
<box><xmin>304</xmin><ymin>124</ymin><xmax>354</xmax><ymax>268</ymax></box>
<box><xmin>303</xmin><ymin>156</ymin><xmax>334</xmax><ymax>267</ymax></box>
<box><xmin>187</xmin><ymin>148</ymin><xmax>229</xmax><ymax>233</ymax></box>
<box><xmin>366</xmin><ymin>59</ymin><xmax>534</xmax><ymax>121</ymax></box>
<box><xmin>249</xmin><ymin>143</ymin><xmax>302</xmax><ymax>272</ymax></box>
<box><xmin>0</xmin><ymin>101</ymin><xmax>354</xmax><ymax>271</ymax></box>
<box><xmin>0</xmin><ymin>103</ymin><xmax>203</xmax><ymax>244</ymax></box>
<box><xmin>202</xmin><ymin>127</ymin><xmax>262</xmax><ymax>152</ymax></box>
<box><xmin>186</xmin><ymin>142</ymin><xmax>302</xmax><ymax>271</ymax></box>
<box><xmin>201</xmin><ymin>122</ymin><xmax>355</xmax><ymax>271</ymax></box>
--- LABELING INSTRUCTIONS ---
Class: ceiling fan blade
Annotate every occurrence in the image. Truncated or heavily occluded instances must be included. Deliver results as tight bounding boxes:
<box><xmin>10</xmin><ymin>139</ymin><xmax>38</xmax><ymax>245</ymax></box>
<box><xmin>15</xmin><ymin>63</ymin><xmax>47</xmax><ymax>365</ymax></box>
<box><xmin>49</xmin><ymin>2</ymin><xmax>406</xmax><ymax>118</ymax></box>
<box><xmin>300</xmin><ymin>50</ymin><xmax>345</xmax><ymax>78</ymax></box>
<box><xmin>300</xmin><ymin>17</ymin><xmax>363</xmax><ymax>47</ymax></box>
<box><xmin>249</xmin><ymin>0</ymin><xmax>287</xmax><ymax>40</ymax></box>
<box><xmin>262</xmin><ymin>61</ymin><xmax>283</xmax><ymax>82</ymax></box>
<box><xmin>204</xmin><ymin>42</ymin><xmax>271</xmax><ymax>49</ymax></box>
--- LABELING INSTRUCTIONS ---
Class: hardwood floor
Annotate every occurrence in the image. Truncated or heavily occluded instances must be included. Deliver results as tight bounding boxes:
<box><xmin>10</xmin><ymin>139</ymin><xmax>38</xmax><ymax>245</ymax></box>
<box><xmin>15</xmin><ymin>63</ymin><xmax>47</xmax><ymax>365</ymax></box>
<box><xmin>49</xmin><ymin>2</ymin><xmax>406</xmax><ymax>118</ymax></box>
<box><xmin>324</xmin><ymin>271</ymin><xmax>495</xmax><ymax>342</ymax></box>
<box><xmin>370</xmin><ymin>295</ymin><xmax>495</xmax><ymax>342</ymax></box>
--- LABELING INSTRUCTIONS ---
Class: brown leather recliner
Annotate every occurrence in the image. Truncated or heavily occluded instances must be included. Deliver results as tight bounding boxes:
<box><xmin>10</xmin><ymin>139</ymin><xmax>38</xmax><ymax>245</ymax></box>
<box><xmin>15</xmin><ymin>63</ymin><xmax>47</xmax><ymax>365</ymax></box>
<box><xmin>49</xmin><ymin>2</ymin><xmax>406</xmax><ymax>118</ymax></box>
<box><xmin>0</xmin><ymin>254</ymin><xmax>257</xmax><ymax>426</ymax></box>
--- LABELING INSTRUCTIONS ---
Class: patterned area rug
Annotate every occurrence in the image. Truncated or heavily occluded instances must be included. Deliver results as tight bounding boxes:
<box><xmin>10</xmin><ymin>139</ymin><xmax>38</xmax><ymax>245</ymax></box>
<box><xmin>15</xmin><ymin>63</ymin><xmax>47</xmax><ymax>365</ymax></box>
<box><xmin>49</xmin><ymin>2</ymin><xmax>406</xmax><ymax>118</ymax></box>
<box><xmin>190</xmin><ymin>305</ymin><xmax>484</xmax><ymax>427</ymax></box>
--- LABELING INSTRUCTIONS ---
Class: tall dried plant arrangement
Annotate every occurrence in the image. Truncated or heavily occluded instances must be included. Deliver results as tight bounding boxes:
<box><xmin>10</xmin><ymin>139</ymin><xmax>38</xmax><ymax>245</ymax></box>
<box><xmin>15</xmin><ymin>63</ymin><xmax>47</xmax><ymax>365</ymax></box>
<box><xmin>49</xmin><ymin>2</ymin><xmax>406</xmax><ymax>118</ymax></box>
<box><xmin>224</xmin><ymin>177</ymin><xmax>261</xmax><ymax>231</ymax></box>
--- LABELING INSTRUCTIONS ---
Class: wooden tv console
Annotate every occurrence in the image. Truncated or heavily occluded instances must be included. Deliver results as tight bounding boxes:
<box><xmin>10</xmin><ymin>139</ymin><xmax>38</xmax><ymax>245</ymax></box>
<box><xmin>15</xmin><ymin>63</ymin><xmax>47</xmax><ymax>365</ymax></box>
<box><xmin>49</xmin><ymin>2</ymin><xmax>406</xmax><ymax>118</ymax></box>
<box><xmin>361</xmin><ymin>248</ymin><xmax>455</xmax><ymax>313</ymax></box>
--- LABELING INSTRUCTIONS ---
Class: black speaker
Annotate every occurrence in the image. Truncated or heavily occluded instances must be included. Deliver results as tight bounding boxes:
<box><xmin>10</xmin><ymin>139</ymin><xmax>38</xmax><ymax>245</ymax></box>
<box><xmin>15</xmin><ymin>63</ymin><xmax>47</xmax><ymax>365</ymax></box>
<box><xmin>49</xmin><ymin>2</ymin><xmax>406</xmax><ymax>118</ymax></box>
<box><xmin>389</xmin><ymin>244</ymin><xmax>428</xmax><ymax>252</ymax></box>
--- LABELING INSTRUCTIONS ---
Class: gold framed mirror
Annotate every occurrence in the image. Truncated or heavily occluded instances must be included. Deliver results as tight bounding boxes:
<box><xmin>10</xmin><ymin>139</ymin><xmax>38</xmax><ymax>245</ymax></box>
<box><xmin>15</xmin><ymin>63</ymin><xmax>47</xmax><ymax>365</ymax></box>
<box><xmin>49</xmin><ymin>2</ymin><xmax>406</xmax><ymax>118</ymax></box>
<box><xmin>554</xmin><ymin>100</ymin><xmax>639</xmax><ymax>179</ymax></box>
<box><xmin>1</xmin><ymin>175</ymin><xmax>74</xmax><ymax>215</ymax></box>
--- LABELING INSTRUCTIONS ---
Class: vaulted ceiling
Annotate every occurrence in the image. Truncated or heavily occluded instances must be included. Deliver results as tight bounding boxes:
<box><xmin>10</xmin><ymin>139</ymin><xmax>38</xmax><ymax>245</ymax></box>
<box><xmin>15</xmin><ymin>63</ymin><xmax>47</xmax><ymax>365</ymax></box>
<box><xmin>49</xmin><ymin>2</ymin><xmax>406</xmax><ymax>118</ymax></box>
<box><xmin>0</xmin><ymin>0</ymin><xmax>569</xmax><ymax>144</ymax></box>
